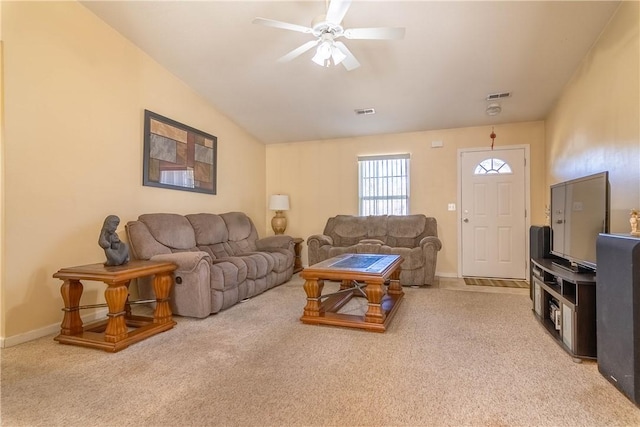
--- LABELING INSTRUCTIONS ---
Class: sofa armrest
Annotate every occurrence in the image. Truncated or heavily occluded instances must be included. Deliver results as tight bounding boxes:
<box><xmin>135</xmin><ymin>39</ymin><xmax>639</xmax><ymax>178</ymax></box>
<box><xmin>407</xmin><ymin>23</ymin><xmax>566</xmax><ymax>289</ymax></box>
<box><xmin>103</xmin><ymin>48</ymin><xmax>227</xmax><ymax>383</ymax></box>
<box><xmin>307</xmin><ymin>234</ymin><xmax>334</xmax><ymax>266</ymax></box>
<box><xmin>419</xmin><ymin>236</ymin><xmax>442</xmax><ymax>252</ymax></box>
<box><xmin>307</xmin><ymin>234</ymin><xmax>333</xmax><ymax>247</ymax></box>
<box><xmin>256</xmin><ymin>235</ymin><xmax>293</xmax><ymax>251</ymax></box>
<box><xmin>148</xmin><ymin>251</ymin><xmax>213</xmax><ymax>318</ymax></box>
<box><xmin>150</xmin><ymin>251</ymin><xmax>212</xmax><ymax>272</ymax></box>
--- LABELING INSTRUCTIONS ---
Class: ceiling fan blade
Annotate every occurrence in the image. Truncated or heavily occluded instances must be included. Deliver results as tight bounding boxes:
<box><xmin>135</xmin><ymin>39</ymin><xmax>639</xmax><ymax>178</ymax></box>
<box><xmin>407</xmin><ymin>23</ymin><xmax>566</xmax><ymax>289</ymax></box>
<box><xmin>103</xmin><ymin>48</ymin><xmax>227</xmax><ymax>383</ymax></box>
<box><xmin>344</xmin><ymin>27</ymin><xmax>406</xmax><ymax>40</ymax></box>
<box><xmin>326</xmin><ymin>0</ymin><xmax>352</xmax><ymax>24</ymax></box>
<box><xmin>277</xmin><ymin>40</ymin><xmax>320</xmax><ymax>63</ymax></box>
<box><xmin>334</xmin><ymin>42</ymin><xmax>360</xmax><ymax>71</ymax></box>
<box><xmin>252</xmin><ymin>17</ymin><xmax>312</xmax><ymax>34</ymax></box>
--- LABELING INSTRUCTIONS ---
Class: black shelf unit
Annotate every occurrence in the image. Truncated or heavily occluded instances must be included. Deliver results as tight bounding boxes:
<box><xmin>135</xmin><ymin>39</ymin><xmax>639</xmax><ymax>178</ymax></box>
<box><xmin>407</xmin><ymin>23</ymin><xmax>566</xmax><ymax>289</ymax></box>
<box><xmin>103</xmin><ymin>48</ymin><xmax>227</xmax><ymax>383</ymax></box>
<box><xmin>531</xmin><ymin>257</ymin><xmax>597</xmax><ymax>360</ymax></box>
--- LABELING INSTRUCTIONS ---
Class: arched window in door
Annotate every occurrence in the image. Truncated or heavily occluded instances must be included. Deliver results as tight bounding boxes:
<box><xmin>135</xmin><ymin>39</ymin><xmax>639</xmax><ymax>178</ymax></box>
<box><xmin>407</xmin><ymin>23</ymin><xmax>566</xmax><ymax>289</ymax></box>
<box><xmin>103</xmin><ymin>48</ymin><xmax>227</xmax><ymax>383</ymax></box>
<box><xmin>473</xmin><ymin>158</ymin><xmax>513</xmax><ymax>175</ymax></box>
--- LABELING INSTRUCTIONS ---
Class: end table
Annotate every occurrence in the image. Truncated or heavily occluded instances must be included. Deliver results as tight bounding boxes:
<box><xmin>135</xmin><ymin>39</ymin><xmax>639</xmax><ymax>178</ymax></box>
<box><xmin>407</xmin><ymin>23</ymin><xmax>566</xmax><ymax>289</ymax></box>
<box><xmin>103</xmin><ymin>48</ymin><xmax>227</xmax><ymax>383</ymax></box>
<box><xmin>53</xmin><ymin>260</ymin><xmax>176</xmax><ymax>352</ymax></box>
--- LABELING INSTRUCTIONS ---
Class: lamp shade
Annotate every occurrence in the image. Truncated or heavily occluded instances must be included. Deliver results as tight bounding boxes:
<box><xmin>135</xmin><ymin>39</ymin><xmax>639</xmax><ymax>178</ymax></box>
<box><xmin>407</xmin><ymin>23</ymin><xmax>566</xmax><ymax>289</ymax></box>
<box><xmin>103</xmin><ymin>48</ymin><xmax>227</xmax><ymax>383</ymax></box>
<box><xmin>269</xmin><ymin>194</ymin><xmax>290</xmax><ymax>211</ymax></box>
<box><xmin>312</xmin><ymin>41</ymin><xmax>332</xmax><ymax>66</ymax></box>
<box><xmin>312</xmin><ymin>40</ymin><xmax>346</xmax><ymax>67</ymax></box>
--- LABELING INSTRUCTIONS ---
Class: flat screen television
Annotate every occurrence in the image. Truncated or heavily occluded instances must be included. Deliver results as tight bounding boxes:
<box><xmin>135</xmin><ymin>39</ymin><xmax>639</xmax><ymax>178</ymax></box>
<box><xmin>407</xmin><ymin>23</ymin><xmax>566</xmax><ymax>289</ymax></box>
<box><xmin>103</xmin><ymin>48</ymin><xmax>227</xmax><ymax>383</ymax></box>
<box><xmin>550</xmin><ymin>171</ymin><xmax>609</xmax><ymax>272</ymax></box>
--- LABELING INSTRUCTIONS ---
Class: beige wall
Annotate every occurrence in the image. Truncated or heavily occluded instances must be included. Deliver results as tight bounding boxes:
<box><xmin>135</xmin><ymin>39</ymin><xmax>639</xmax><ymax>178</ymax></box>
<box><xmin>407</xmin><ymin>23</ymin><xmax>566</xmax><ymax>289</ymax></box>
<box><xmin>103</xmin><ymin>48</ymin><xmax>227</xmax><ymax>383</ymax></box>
<box><xmin>266</xmin><ymin>121</ymin><xmax>546</xmax><ymax>275</ymax></box>
<box><xmin>545</xmin><ymin>0</ymin><xmax>639</xmax><ymax>233</ymax></box>
<box><xmin>1</xmin><ymin>2</ymin><xmax>266</xmax><ymax>341</ymax></box>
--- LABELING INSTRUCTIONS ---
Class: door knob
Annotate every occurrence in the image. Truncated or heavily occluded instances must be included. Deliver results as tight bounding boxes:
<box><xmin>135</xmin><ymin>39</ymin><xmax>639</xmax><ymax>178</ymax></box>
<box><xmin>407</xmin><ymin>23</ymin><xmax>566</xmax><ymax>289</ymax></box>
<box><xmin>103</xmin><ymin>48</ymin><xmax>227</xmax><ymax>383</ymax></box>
<box><xmin>463</xmin><ymin>218</ymin><xmax>469</xmax><ymax>223</ymax></box>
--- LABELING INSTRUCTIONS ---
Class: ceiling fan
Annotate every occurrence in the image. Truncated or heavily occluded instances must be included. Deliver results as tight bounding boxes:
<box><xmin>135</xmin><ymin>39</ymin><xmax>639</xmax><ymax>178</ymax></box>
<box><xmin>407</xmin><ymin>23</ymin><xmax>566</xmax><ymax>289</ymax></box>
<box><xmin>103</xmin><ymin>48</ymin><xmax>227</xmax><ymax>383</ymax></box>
<box><xmin>253</xmin><ymin>0</ymin><xmax>405</xmax><ymax>71</ymax></box>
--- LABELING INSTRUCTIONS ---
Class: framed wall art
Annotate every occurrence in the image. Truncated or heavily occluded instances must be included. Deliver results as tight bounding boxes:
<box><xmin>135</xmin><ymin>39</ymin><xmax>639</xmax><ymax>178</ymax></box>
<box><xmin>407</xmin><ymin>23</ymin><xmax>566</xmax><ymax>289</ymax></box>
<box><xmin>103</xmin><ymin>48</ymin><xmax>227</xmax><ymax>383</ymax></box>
<box><xmin>143</xmin><ymin>110</ymin><xmax>217</xmax><ymax>194</ymax></box>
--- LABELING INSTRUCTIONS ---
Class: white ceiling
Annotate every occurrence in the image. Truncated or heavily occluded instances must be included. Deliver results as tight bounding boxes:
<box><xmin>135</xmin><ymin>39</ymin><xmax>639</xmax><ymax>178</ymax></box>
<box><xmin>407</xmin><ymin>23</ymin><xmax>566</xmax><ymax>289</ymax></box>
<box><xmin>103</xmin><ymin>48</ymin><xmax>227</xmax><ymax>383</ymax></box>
<box><xmin>81</xmin><ymin>1</ymin><xmax>620</xmax><ymax>144</ymax></box>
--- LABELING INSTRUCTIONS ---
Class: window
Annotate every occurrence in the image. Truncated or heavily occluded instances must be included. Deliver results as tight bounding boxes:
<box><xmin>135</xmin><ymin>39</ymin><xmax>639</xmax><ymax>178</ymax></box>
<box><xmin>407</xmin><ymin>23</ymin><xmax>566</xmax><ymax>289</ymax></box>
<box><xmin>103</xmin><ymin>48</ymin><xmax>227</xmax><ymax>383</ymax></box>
<box><xmin>473</xmin><ymin>158</ymin><xmax>512</xmax><ymax>175</ymax></box>
<box><xmin>358</xmin><ymin>154</ymin><xmax>410</xmax><ymax>215</ymax></box>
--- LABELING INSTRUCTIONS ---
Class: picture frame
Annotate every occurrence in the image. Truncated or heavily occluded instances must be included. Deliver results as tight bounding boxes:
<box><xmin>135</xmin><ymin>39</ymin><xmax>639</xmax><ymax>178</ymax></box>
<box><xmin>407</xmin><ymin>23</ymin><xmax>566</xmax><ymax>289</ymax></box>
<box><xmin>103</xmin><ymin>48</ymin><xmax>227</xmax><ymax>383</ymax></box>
<box><xmin>143</xmin><ymin>110</ymin><xmax>217</xmax><ymax>195</ymax></box>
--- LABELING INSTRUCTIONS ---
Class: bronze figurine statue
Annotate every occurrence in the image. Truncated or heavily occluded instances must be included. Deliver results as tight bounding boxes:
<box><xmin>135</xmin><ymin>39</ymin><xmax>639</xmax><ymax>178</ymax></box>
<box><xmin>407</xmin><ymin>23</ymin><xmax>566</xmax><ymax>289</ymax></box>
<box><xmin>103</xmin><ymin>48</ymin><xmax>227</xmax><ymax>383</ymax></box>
<box><xmin>98</xmin><ymin>215</ymin><xmax>130</xmax><ymax>266</ymax></box>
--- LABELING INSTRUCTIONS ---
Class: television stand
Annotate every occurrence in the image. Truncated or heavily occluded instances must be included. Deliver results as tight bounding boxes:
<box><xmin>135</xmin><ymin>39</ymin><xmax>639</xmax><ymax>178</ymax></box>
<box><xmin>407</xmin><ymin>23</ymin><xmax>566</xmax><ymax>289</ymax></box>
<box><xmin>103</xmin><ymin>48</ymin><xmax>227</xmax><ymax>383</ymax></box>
<box><xmin>531</xmin><ymin>257</ymin><xmax>597</xmax><ymax>360</ymax></box>
<box><xmin>551</xmin><ymin>260</ymin><xmax>594</xmax><ymax>274</ymax></box>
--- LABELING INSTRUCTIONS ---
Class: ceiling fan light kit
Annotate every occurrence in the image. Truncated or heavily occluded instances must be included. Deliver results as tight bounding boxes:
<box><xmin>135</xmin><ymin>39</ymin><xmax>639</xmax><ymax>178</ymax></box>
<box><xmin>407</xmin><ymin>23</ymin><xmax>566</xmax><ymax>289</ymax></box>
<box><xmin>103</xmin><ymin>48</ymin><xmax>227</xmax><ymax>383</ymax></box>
<box><xmin>253</xmin><ymin>0</ymin><xmax>405</xmax><ymax>71</ymax></box>
<box><xmin>311</xmin><ymin>35</ymin><xmax>346</xmax><ymax>67</ymax></box>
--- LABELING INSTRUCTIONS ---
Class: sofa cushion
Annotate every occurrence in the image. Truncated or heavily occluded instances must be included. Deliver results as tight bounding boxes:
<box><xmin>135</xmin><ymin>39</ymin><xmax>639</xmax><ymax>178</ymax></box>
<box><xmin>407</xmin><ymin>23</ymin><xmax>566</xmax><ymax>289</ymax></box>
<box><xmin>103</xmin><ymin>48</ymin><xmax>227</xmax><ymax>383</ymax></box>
<box><xmin>197</xmin><ymin>242</ymin><xmax>235</xmax><ymax>260</ymax></box>
<box><xmin>139</xmin><ymin>213</ymin><xmax>197</xmax><ymax>250</ymax></box>
<box><xmin>221</xmin><ymin>212</ymin><xmax>259</xmax><ymax>254</ymax></box>
<box><xmin>126</xmin><ymin>220</ymin><xmax>172</xmax><ymax>260</ymax></box>
<box><xmin>269</xmin><ymin>250</ymin><xmax>294</xmax><ymax>273</ymax></box>
<box><xmin>327</xmin><ymin>215</ymin><xmax>368</xmax><ymax>246</ymax></box>
<box><xmin>355</xmin><ymin>241</ymin><xmax>384</xmax><ymax>254</ymax></box>
<box><xmin>366</xmin><ymin>215</ymin><xmax>388</xmax><ymax>243</ymax></box>
<box><xmin>239</xmin><ymin>253</ymin><xmax>274</xmax><ymax>280</ymax></box>
<box><xmin>210</xmin><ymin>257</ymin><xmax>248</xmax><ymax>291</ymax></box>
<box><xmin>186</xmin><ymin>213</ymin><xmax>228</xmax><ymax>245</ymax></box>
<box><xmin>381</xmin><ymin>246</ymin><xmax>424</xmax><ymax>269</ymax></box>
<box><xmin>386</xmin><ymin>215</ymin><xmax>427</xmax><ymax>248</ymax></box>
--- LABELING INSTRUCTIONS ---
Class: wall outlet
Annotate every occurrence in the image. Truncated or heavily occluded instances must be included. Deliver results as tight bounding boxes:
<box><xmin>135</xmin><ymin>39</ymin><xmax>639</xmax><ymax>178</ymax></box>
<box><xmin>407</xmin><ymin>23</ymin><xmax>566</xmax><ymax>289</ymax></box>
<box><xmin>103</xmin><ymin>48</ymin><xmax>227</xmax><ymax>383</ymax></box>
<box><xmin>448</xmin><ymin>203</ymin><xmax>456</xmax><ymax>211</ymax></box>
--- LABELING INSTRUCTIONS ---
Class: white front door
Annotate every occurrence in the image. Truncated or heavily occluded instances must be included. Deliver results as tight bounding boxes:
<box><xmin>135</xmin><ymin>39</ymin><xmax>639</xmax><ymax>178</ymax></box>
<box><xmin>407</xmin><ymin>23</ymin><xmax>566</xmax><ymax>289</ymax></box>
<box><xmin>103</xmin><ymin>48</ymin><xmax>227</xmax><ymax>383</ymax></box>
<box><xmin>460</xmin><ymin>148</ymin><xmax>527</xmax><ymax>279</ymax></box>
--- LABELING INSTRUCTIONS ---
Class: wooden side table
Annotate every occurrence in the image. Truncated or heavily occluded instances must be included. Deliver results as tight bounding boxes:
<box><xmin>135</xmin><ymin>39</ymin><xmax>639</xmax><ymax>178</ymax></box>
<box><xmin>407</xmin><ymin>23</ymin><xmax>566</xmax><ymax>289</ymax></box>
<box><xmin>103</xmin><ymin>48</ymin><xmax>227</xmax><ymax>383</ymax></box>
<box><xmin>53</xmin><ymin>260</ymin><xmax>177</xmax><ymax>352</ymax></box>
<box><xmin>293</xmin><ymin>237</ymin><xmax>304</xmax><ymax>273</ymax></box>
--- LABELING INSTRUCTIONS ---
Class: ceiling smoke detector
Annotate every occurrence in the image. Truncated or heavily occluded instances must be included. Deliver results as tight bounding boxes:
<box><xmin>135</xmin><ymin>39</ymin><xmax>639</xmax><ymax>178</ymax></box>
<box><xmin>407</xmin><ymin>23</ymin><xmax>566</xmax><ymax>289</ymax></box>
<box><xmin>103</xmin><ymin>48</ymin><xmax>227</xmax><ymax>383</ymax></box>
<box><xmin>486</xmin><ymin>103</ymin><xmax>502</xmax><ymax>116</ymax></box>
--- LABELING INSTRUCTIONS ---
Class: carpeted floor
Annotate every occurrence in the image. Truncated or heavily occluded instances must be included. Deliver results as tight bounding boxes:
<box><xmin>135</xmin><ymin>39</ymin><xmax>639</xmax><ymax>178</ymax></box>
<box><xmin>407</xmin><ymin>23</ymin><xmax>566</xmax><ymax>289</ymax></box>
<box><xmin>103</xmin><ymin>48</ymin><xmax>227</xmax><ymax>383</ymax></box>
<box><xmin>1</xmin><ymin>275</ymin><xmax>638</xmax><ymax>426</ymax></box>
<box><xmin>464</xmin><ymin>277</ymin><xmax>530</xmax><ymax>288</ymax></box>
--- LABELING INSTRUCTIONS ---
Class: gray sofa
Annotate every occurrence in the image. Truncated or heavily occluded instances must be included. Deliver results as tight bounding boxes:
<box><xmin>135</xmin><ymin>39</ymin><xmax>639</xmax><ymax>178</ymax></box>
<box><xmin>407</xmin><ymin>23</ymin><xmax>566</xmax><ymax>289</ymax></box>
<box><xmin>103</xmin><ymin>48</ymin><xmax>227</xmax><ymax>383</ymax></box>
<box><xmin>307</xmin><ymin>214</ymin><xmax>442</xmax><ymax>287</ymax></box>
<box><xmin>125</xmin><ymin>212</ymin><xmax>294</xmax><ymax>318</ymax></box>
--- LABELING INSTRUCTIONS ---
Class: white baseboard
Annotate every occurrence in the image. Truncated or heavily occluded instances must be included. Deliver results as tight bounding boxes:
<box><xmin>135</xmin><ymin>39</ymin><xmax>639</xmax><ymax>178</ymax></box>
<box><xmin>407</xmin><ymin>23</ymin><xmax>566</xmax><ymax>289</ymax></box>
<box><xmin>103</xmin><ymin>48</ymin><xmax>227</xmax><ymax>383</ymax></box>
<box><xmin>0</xmin><ymin>308</ymin><xmax>108</xmax><ymax>349</ymax></box>
<box><xmin>436</xmin><ymin>272</ymin><xmax>459</xmax><ymax>278</ymax></box>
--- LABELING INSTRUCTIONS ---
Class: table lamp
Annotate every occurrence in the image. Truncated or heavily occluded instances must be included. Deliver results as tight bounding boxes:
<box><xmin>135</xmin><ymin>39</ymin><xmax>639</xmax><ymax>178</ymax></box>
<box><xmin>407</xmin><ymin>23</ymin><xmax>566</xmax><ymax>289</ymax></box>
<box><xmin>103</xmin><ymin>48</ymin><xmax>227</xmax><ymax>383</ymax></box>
<box><xmin>269</xmin><ymin>194</ymin><xmax>290</xmax><ymax>235</ymax></box>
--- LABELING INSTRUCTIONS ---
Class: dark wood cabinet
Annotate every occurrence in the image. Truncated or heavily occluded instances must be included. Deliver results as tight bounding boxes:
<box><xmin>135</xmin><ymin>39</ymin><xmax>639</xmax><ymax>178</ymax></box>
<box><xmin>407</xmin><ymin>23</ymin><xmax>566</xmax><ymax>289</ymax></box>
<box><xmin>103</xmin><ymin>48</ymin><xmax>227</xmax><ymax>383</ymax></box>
<box><xmin>293</xmin><ymin>238</ymin><xmax>304</xmax><ymax>273</ymax></box>
<box><xmin>531</xmin><ymin>258</ymin><xmax>597</xmax><ymax>360</ymax></box>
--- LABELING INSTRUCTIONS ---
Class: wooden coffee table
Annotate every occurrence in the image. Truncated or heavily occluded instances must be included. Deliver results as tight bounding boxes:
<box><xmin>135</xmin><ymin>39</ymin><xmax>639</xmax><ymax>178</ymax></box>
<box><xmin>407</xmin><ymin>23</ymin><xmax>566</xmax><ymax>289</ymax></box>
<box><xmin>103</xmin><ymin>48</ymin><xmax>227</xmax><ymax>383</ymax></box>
<box><xmin>300</xmin><ymin>253</ymin><xmax>404</xmax><ymax>332</ymax></box>
<box><xmin>53</xmin><ymin>260</ymin><xmax>177</xmax><ymax>352</ymax></box>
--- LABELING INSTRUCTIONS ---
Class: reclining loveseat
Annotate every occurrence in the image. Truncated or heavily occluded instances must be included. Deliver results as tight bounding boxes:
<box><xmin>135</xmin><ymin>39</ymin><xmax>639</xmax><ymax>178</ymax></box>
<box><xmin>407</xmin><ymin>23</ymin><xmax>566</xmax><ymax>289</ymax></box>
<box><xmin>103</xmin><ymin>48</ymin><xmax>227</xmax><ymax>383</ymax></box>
<box><xmin>126</xmin><ymin>212</ymin><xmax>294</xmax><ymax>318</ymax></box>
<box><xmin>307</xmin><ymin>214</ymin><xmax>441</xmax><ymax>287</ymax></box>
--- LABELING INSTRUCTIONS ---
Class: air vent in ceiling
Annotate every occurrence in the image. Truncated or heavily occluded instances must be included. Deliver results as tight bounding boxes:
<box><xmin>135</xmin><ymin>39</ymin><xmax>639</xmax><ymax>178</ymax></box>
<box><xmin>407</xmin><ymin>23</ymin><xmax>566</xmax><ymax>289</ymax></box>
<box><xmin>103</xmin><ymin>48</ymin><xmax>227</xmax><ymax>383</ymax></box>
<box><xmin>355</xmin><ymin>108</ymin><xmax>376</xmax><ymax>115</ymax></box>
<box><xmin>486</xmin><ymin>92</ymin><xmax>512</xmax><ymax>101</ymax></box>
